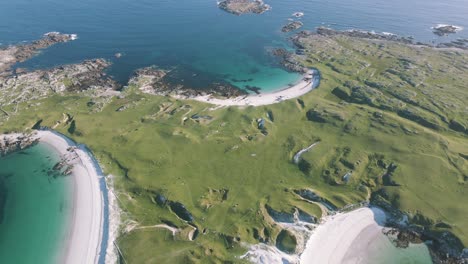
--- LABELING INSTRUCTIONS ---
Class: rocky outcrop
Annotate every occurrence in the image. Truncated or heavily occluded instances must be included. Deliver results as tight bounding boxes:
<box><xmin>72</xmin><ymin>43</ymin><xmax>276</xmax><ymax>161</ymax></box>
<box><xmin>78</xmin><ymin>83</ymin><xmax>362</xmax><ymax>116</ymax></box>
<box><xmin>313</xmin><ymin>27</ymin><xmax>415</xmax><ymax>44</ymax></box>
<box><xmin>129</xmin><ymin>66</ymin><xmax>246</xmax><ymax>98</ymax></box>
<box><xmin>271</xmin><ymin>48</ymin><xmax>308</xmax><ymax>73</ymax></box>
<box><xmin>0</xmin><ymin>134</ymin><xmax>38</xmax><ymax>157</ymax></box>
<box><xmin>0</xmin><ymin>32</ymin><xmax>76</xmax><ymax>75</ymax></box>
<box><xmin>282</xmin><ymin>21</ymin><xmax>303</xmax><ymax>33</ymax></box>
<box><xmin>432</xmin><ymin>25</ymin><xmax>463</xmax><ymax>36</ymax></box>
<box><xmin>217</xmin><ymin>0</ymin><xmax>271</xmax><ymax>15</ymax></box>
<box><xmin>437</xmin><ymin>38</ymin><xmax>468</xmax><ymax>50</ymax></box>
<box><xmin>0</xmin><ymin>59</ymin><xmax>119</xmax><ymax>106</ymax></box>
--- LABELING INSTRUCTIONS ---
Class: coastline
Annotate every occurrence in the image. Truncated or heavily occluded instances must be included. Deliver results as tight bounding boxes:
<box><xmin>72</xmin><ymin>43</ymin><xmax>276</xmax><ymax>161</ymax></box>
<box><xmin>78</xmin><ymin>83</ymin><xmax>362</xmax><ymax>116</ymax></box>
<box><xmin>182</xmin><ymin>69</ymin><xmax>319</xmax><ymax>107</ymax></box>
<box><xmin>299</xmin><ymin>207</ymin><xmax>432</xmax><ymax>264</ymax></box>
<box><xmin>300</xmin><ymin>207</ymin><xmax>386</xmax><ymax>263</ymax></box>
<box><xmin>0</xmin><ymin>131</ymin><xmax>117</xmax><ymax>264</ymax></box>
<box><xmin>36</xmin><ymin>130</ymin><xmax>106</xmax><ymax>264</ymax></box>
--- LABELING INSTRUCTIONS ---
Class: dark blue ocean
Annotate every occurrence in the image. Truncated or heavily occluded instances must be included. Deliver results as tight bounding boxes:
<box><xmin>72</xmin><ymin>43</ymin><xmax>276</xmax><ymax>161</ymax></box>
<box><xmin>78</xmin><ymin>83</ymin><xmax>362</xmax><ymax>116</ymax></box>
<box><xmin>0</xmin><ymin>0</ymin><xmax>467</xmax><ymax>92</ymax></box>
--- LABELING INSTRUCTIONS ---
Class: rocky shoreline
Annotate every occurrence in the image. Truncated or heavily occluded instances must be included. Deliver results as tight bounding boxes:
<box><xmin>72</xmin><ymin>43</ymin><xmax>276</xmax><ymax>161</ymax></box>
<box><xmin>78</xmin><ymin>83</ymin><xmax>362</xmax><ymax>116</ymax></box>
<box><xmin>371</xmin><ymin>192</ymin><xmax>467</xmax><ymax>263</ymax></box>
<box><xmin>0</xmin><ymin>32</ymin><xmax>76</xmax><ymax>76</ymax></box>
<box><xmin>0</xmin><ymin>133</ymin><xmax>38</xmax><ymax>157</ymax></box>
<box><xmin>128</xmin><ymin>66</ymin><xmax>247</xmax><ymax>98</ymax></box>
<box><xmin>0</xmin><ymin>32</ymin><xmax>119</xmax><ymax>107</ymax></box>
<box><xmin>217</xmin><ymin>0</ymin><xmax>271</xmax><ymax>15</ymax></box>
<box><xmin>0</xmin><ymin>59</ymin><xmax>119</xmax><ymax>106</ymax></box>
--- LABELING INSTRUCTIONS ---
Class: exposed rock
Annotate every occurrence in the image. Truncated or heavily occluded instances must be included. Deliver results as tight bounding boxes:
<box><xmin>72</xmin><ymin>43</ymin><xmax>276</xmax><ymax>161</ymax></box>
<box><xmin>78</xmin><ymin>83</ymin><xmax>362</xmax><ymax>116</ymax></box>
<box><xmin>271</xmin><ymin>48</ymin><xmax>308</xmax><ymax>73</ymax></box>
<box><xmin>292</xmin><ymin>12</ymin><xmax>304</xmax><ymax>18</ymax></box>
<box><xmin>437</xmin><ymin>38</ymin><xmax>468</xmax><ymax>50</ymax></box>
<box><xmin>282</xmin><ymin>21</ymin><xmax>303</xmax><ymax>33</ymax></box>
<box><xmin>217</xmin><ymin>0</ymin><xmax>271</xmax><ymax>15</ymax></box>
<box><xmin>384</xmin><ymin>228</ymin><xmax>424</xmax><ymax>248</ymax></box>
<box><xmin>0</xmin><ymin>59</ymin><xmax>119</xmax><ymax>106</ymax></box>
<box><xmin>432</xmin><ymin>25</ymin><xmax>463</xmax><ymax>36</ymax></box>
<box><xmin>312</xmin><ymin>27</ymin><xmax>415</xmax><ymax>44</ymax></box>
<box><xmin>0</xmin><ymin>134</ymin><xmax>39</xmax><ymax>157</ymax></box>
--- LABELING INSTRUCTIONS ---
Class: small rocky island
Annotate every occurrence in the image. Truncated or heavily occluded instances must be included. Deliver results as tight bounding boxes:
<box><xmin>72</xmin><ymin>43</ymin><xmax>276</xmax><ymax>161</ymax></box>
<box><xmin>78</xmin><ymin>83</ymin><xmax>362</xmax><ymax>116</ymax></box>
<box><xmin>217</xmin><ymin>0</ymin><xmax>271</xmax><ymax>15</ymax></box>
<box><xmin>432</xmin><ymin>24</ymin><xmax>463</xmax><ymax>36</ymax></box>
<box><xmin>282</xmin><ymin>21</ymin><xmax>304</xmax><ymax>33</ymax></box>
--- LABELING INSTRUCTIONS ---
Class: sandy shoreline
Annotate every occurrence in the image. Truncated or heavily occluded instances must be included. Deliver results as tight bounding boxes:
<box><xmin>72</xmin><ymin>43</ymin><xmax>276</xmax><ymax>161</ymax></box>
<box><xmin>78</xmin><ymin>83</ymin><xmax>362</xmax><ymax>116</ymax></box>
<box><xmin>1</xmin><ymin>131</ymin><xmax>117</xmax><ymax>264</ymax></box>
<box><xmin>37</xmin><ymin>131</ymin><xmax>106</xmax><ymax>264</ymax></box>
<box><xmin>183</xmin><ymin>69</ymin><xmax>319</xmax><ymax>107</ymax></box>
<box><xmin>299</xmin><ymin>207</ymin><xmax>387</xmax><ymax>264</ymax></box>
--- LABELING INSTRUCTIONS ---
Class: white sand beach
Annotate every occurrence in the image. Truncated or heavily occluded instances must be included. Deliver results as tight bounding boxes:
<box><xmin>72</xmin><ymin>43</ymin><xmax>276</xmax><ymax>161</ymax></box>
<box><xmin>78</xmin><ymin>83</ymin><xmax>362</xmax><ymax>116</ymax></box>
<box><xmin>33</xmin><ymin>131</ymin><xmax>104</xmax><ymax>264</ymax></box>
<box><xmin>187</xmin><ymin>70</ymin><xmax>318</xmax><ymax>107</ymax></box>
<box><xmin>0</xmin><ymin>131</ymin><xmax>118</xmax><ymax>264</ymax></box>
<box><xmin>300</xmin><ymin>207</ymin><xmax>387</xmax><ymax>264</ymax></box>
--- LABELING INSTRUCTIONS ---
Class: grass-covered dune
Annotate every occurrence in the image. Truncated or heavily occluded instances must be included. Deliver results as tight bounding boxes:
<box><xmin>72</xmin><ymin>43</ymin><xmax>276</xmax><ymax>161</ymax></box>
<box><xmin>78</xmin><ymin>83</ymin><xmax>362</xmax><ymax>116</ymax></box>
<box><xmin>1</xmin><ymin>32</ymin><xmax>467</xmax><ymax>263</ymax></box>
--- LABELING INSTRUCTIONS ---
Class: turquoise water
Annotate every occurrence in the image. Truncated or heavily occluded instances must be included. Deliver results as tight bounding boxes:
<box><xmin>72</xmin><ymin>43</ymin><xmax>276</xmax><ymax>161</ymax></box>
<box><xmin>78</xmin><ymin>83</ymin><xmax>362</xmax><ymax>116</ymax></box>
<box><xmin>1</xmin><ymin>0</ymin><xmax>467</xmax><ymax>92</ymax></box>
<box><xmin>366</xmin><ymin>235</ymin><xmax>433</xmax><ymax>264</ymax></box>
<box><xmin>0</xmin><ymin>143</ymin><xmax>72</xmax><ymax>263</ymax></box>
<box><xmin>341</xmin><ymin>222</ymin><xmax>433</xmax><ymax>264</ymax></box>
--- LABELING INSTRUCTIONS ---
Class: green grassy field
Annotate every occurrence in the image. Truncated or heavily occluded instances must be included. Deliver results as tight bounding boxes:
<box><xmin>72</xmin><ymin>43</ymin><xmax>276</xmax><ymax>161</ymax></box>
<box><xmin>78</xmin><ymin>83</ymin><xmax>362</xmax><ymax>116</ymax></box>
<box><xmin>1</xmin><ymin>34</ymin><xmax>467</xmax><ymax>263</ymax></box>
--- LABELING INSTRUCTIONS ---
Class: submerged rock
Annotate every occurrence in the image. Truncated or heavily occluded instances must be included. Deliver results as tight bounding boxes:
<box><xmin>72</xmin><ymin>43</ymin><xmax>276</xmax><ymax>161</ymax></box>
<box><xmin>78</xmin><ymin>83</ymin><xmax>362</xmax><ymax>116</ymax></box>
<box><xmin>129</xmin><ymin>66</ymin><xmax>246</xmax><ymax>98</ymax></box>
<box><xmin>217</xmin><ymin>0</ymin><xmax>271</xmax><ymax>15</ymax></box>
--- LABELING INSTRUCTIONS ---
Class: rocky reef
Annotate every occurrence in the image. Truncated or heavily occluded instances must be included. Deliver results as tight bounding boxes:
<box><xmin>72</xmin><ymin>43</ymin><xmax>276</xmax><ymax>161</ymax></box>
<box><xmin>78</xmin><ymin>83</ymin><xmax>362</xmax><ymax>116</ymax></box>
<box><xmin>128</xmin><ymin>66</ymin><xmax>246</xmax><ymax>98</ymax></box>
<box><xmin>217</xmin><ymin>0</ymin><xmax>271</xmax><ymax>15</ymax></box>
<box><xmin>0</xmin><ymin>32</ymin><xmax>76</xmax><ymax>76</ymax></box>
<box><xmin>432</xmin><ymin>24</ymin><xmax>463</xmax><ymax>36</ymax></box>
<box><xmin>282</xmin><ymin>21</ymin><xmax>303</xmax><ymax>33</ymax></box>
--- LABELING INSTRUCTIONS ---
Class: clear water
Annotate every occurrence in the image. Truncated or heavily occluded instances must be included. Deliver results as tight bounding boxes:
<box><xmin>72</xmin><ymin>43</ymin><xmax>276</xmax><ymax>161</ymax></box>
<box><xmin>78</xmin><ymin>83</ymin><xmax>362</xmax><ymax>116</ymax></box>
<box><xmin>1</xmin><ymin>0</ymin><xmax>467</xmax><ymax>92</ymax></box>
<box><xmin>365</xmin><ymin>233</ymin><xmax>433</xmax><ymax>264</ymax></box>
<box><xmin>0</xmin><ymin>143</ymin><xmax>72</xmax><ymax>263</ymax></box>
